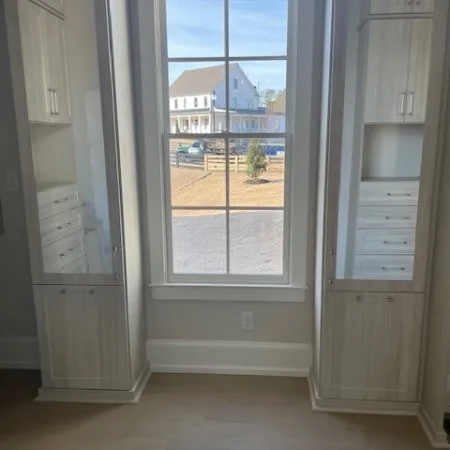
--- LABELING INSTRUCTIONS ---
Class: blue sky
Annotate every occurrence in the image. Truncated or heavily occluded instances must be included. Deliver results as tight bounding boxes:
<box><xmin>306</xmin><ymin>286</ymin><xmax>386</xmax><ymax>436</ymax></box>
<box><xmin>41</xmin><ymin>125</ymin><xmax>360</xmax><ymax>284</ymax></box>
<box><xmin>167</xmin><ymin>0</ymin><xmax>288</xmax><ymax>91</ymax></box>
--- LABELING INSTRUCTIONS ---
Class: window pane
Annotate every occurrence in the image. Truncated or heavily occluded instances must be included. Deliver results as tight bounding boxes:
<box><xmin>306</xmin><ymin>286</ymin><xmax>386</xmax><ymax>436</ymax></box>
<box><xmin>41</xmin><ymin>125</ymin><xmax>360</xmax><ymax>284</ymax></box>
<box><xmin>229</xmin><ymin>138</ymin><xmax>285</xmax><ymax>207</ymax></box>
<box><xmin>166</xmin><ymin>0</ymin><xmax>224</xmax><ymax>58</ymax></box>
<box><xmin>229</xmin><ymin>0</ymin><xmax>288</xmax><ymax>57</ymax></box>
<box><xmin>227</xmin><ymin>61</ymin><xmax>286</xmax><ymax>132</ymax></box>
<box><xmin>230</xmin><ymin>210</ymin><xmax>284</xmax><ymax>275</ymax></box>
<box><xmin>172</xmin><ymin>210</ymin><xmax>226</xmax><ymax>274</ymax></box>
<box><xmin>170</xmin><ymin>138</ymin><xmax>226</xmax><ymax>207</ymax></box>
<box><xmin>169</xmin><ymin>62</ymin><xmax>226</xmax><ymax>134</ymax></box>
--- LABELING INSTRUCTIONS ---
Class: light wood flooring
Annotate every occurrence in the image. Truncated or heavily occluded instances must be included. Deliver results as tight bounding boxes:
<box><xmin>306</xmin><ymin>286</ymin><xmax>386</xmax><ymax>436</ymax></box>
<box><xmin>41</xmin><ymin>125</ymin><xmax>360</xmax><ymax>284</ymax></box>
<box><xmin>0</xmin><ymin>371</ymin><xmax>434</xmax><ymax>449</ymax></box>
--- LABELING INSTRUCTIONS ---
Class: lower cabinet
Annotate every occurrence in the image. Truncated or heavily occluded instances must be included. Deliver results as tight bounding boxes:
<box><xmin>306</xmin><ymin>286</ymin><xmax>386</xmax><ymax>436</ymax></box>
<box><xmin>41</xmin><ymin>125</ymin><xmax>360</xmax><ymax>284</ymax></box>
<box><xmin>34</xmin><ymin>285</ymin><xmax>131</xmax><ymax>390</ymax></box>
<box><xmin>321</xmin><ymin>291</ymin><xmax>423</xmax><ymax>401</ymax></box>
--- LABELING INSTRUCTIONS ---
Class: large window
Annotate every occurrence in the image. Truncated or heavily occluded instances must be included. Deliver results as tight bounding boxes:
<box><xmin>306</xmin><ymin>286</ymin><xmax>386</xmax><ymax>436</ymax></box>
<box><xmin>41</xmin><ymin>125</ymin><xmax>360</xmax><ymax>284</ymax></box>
<box><xmin>164</xmin><ymin>0</ymin><xmax>289</xmax><ymax>283</ymax></box>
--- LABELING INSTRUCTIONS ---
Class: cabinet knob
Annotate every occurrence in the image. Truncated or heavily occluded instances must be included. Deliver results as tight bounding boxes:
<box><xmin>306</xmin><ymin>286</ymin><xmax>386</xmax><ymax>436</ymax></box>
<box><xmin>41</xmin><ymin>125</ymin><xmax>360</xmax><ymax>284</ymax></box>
<box><xmin>356</xmin><ymin>296</ymin><xmax>363</xmax><ymax>302</ymax></box>
<box><xmin>112</xmin><ymin>246</ymin><xmax>119</xmax><ymax>253</ymax></box>
<box><xmin>388</xmin><ymin>297</ymin><xmax>395</xmax><ymax>303</ymax></box>
<box><xmin>88</xmin><ymin>290</ymin><xmax>94</xmax><ymax>295</ymax></box>
<box><xmin>115</xmin><ymin>273</ymin><xmax>121</xmax><ymax>281</ymax></box>
<box><xmin>328</xmin><ymin>249</ymin><xmax>335</xmax><ymax>256</ymax></box>
<box><xmin>60</xmin><ymin>289</ymin><xmax>66</xmax><ymax>295</ymax></box>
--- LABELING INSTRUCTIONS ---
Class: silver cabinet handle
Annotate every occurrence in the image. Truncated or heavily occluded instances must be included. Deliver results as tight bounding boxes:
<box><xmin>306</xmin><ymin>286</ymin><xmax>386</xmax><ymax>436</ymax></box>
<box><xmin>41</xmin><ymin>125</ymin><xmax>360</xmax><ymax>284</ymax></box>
<box><xmin>400</xmin><ymin>92</ymin><xmax>406</xmax><ymax>116</ymax></box>
<box><xmin>54</xmin><ymin>197</ymin><xmax>69</xmax><ymax>204</ymax></box>
<box><xmin>382</xmin><ymin>240</ymin><xmax>409</xmax><ymax>245</ymax></box>
<box><xmin>57</xmin><ymin>222</ymin><xmax>72</xmax><ymax>231</ymax></box>
<box><xmin>48</xmin><ymin>88</ymin><xmax>55</xmax><ymax>115</ymax></box>
<box><xmin>59</xmin><ymin>248</ymin><xmax>74</xmax><ymax>258</ymax></box>
<box><xmin>381</xmin><ymin>266</ymin><xmax>406</xmax><ymax>272</ymax></box>
<box><xmin>54</xmin><ymin>89</ymin><xmax>59</xmax><ymax>116</ymax></box>
<box><xmin>407</xmin><ymin>91</ymin><xmax>415</xmax><ymax>116</ymax></box>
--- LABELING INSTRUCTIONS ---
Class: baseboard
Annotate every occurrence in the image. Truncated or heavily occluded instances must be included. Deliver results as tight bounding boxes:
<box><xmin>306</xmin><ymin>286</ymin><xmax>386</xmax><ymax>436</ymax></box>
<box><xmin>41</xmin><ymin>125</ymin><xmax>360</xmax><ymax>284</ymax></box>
<box><xmin>307</xmin><ymin>370</ymin><xmax>419</xmax><ymax>416</ymax></box>
<box><xmin>418</xmin><ymin>404</ymin><xmax>450</xmax><ymax>448</ymax></box>
<box><xmin>0</xmin><ymin>337</ymin><xmax>40</xmax><ymax>369</ymax></box>
<box><xmin>147</xmin><ymin>339</ymin><xmax>312</xmax><ymax>377</ymax></box>
<box><xmin>35</xmin><ymin>364</ymin><xmax>152</xmax><ymax>404</ymax></box>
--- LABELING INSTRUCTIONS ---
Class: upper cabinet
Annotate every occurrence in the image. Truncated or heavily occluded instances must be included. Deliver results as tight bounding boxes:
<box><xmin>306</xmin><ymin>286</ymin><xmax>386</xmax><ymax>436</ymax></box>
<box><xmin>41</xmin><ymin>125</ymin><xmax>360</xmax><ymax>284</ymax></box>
<box><xmin>18</xmin><ymin>0</ymin><xmax>71</xmax><ymax>125</ymax></box>
<box><xmin>364</xmin><ymin>18</ymin><xmax>433</xmax><ymax>124</ymax></box>
<box><xmin>370</xmin><ymin>0</ymin><xmax>434</xmax><ymax>14</ymax></box>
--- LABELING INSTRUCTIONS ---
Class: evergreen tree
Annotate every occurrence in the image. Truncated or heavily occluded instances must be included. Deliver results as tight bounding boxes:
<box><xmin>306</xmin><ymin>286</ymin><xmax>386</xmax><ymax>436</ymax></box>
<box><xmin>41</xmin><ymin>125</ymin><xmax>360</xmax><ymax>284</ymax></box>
<box><xmin>246</xmin><ymin>138</ymin><xmax>267</xmax><ymax>181</ymax></box>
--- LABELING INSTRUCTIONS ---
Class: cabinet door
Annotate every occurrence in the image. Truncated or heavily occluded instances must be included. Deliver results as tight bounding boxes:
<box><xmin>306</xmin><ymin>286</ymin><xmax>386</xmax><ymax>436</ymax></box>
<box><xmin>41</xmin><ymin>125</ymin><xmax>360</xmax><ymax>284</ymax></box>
<box><xmin>370</xmin><ymin>0</ymin><xmax>413</xmax><ymax>14</ymax></box>
<box><xmin>17</xmin><ymin>0</ymin><xmax>52</xmax><ymax>123</ymax></box>
<box><xmin>34</xmin><ymin>285</ymin><xmax>130</xmax><ymax>390</ymax></box>
<box><xmin>321</xmin><ymin>292</ymin><xmax>423</xmax><ymax>401</ymax></box>
<box><xmin>40</xmin><ymin>0</ymin><xmax>65</xmax><ymax>15</ymax></box>
<box><xmin>44</xmin><ymin>12</ymin><xmax>71</xmax><ymax>124</ymax></box>
<box><xmin>413</xmin><ymin>0</ymin><xmax>434</xmax><ymax>13</ymax></box>
<box><xmin>364</xmin><ymin>20</ymin><xmax>411</xmax><ymax>124</ymax></box>
<box><xmin>405</xmin><ymin>19</ymin><xmax>433</xmax><ymax>124</ymax></box>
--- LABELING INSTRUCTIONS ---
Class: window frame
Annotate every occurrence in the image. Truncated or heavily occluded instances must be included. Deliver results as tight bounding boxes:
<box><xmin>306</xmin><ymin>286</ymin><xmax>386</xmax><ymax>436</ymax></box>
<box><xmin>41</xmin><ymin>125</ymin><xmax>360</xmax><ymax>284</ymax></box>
<box><xmin>132</xmin><ymin>0</ymin><xmax>322</xmax><ymax>300</ymax></box>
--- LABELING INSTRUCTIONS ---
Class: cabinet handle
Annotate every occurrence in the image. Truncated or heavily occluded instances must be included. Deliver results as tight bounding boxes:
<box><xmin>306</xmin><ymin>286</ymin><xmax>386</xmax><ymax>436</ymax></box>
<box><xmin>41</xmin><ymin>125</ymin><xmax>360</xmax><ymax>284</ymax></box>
<box><xmin>381</xmin><ymin>266</ymin><xmax>406</xmax><ymax>272</ymax></box>
<box><xmin>57</xmin><ymin>222</ymin><xmax>72</xmax><ymax>231</ymax></box>
<box><xmin>54</xmin><ymin>197</ymin><xmax>69</xmax><ymax>204</ymax></box>
<box><xmin>59</xmin><ymin>248</ymin><xmax>74</xmax><ymax>258</ymax></box>
<box><xmin>407</xmin><ymin>92</ymin><xmax>415</xmax><ymax>115</ymax></box>
<box><xmin>54</xmin><ymin>90</ymin><xmax>59</xmax><ymax>116</ymax></box>
<box><xmin>48</xmin><ymin>89</ymin><xmax>55</xmax><ymax>115</ymax></box>
<box><xmin>403</xmin><ymin>216</ymin><xmax>411</xmax><ymax>220</ymax></box>
<box><xmin>382</xmin><ymin>240</ymin><xmax>409</xmax><ymax>245</ymax></box>
<box><xmin>399</xmin><ymin>92</ymin><xmax>406</xmax><ymax>116</ymax></box>
<box><xmin>385</xmin><ymin>216</ymin><xmax>391</xmax><ymax>220</ymax></box>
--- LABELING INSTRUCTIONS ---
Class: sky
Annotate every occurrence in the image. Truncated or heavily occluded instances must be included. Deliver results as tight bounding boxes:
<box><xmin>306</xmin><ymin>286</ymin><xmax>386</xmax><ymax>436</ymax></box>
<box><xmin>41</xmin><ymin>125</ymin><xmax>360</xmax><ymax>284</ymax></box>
<box><xmin>166</xmin><ymin>0</ymin><xmax>288</xmax><ymax>92</ymax></box>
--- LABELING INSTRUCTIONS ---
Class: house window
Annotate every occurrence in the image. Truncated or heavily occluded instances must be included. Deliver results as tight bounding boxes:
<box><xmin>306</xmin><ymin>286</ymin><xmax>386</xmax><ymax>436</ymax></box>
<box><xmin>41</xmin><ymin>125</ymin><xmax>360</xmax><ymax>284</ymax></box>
<box><xmin>174</xmin><ymin>99</ymin><xmax>178</xmax><ymax>109</ymax></box>
<box><xmin>204</xmin><ymin>96</ymin><xmax>208</xmax><ymax>107</ymax></box>
<box><xmin>183</xmin><ymin>98</ymin><xmax>187</xmax><ymax>108</ymax></box>
<box><xmin>138</xmin><ymin>0</ymin><xmax>315</xmax><ymax>293</ymax></box>
<box><xmin>194</xmin><ymin>97</ymin><xmax>198</xmax><ymax>108</ymax></box>
<box><xmin>247</xmin><ymin>100</ymin><xmax>252</xmax><ymax>109</ymax></box>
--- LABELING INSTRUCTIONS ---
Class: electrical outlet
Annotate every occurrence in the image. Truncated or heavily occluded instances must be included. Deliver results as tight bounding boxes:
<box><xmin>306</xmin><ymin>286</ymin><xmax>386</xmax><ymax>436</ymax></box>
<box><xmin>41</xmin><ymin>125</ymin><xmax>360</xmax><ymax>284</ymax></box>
<box><xmin>6</xmin><ymin>172</ymin><xmax>19</xmax><ymax>192</ymax></box>
<box><xmin>241</xmin><ymin>311</ymin><xmax>254</xmax><ymax>331</ymax></box>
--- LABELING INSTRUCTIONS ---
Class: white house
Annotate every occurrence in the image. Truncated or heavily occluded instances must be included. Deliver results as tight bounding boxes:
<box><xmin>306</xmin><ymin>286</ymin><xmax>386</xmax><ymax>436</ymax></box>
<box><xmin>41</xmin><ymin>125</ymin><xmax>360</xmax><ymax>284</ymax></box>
<box><xmin>169</xmin><ymin>63</ymin><xmax>286</xmax><ymax>134</ymax></box>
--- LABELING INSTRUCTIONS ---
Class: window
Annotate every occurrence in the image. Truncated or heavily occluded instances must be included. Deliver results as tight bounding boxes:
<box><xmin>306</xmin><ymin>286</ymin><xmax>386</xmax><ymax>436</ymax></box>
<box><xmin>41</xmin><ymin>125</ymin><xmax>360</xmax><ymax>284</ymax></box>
<box><xmin>194</xmin><ymin>97</ymin><xmax>198</xmax><ymax>108</ymax></box>
<box><xmin>251</xmin><ymin>119</ymin><xmax>256</xmax><ymax>129</ymax></box>
<box><xmin>233</xmin><ymin>77</ymin><xmax>238</xmax><ymax>89</ymax></box>
<box><xmin>204</xmin><ymin>96</ymin><xmax>208</xmax><ymax>107</ymax></box>
<box><xmin>137</xmin><ymin>0</ymin><xmax>316</xmax><ymax>294</ymax></box>
<box><xmin>183</xmin><ymin>98</ymin><xmax>187</xmax><ymax>108</ymax></box>
<box><xmin>247</xmin><ymin>99</ymin><xmax>252</xmax><ymax>109</ymax></box>
<box><xmin>174</xmin><ymin>99</ymin><xmax>178</xmax><ymax>109</ymax></box>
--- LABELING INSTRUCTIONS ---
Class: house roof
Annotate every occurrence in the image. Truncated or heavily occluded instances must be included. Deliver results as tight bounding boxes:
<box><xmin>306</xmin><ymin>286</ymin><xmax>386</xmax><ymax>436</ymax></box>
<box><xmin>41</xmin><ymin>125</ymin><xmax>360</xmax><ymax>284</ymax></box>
<box><xmin>169</xmin><ymin>63</ymin><xmax>238</xmax><ymax>97</ymax></box>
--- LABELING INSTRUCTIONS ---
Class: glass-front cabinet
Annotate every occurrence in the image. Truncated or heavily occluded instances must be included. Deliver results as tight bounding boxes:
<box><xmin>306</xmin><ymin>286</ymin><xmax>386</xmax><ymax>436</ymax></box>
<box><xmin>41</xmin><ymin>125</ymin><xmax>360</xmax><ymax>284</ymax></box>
<box><xmin>324</xmin><ymin>0</ymin><xmax>444</xmax><ymax>292</ymax></box>
<box><xmin>13</xmin><ymin>0</ymin><xmax>123</xmax><ymax>285</ymax></box>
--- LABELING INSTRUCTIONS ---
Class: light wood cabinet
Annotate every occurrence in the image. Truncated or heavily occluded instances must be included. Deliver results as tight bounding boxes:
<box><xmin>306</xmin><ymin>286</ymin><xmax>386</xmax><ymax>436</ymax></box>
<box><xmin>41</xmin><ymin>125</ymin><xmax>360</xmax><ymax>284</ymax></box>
<box><xmin>18</xmin><ymin>0</ymin><xmax>71</xmax><ymax>124</ymax></box>
<box><xmin>364</xmin><ymin>20</ymin><xmax>411</xmax><ymax>123</ymax></box>
<box><xmin>370</xmin><ymin>0</ymin><xmax>434</xmax><ymax>14</ymax></box>
<box><xmin>34</xmin><ymin>285</ymin><xmax>130</xmax><ymax>390</ymax></box>
<box><xmin>364</xmin><ymin>19</ymin><xmax>433</xmax><ymax>124</ymax></box>
<box><xmin>321</xmin><ymin>292</ymin><xmax>423</xmax><ymax>401</ymax></box>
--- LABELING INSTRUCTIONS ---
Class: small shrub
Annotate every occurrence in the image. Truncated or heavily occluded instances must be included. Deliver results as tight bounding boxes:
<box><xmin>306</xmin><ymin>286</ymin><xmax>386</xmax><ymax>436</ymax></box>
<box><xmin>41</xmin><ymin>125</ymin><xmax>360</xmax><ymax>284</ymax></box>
<box><xmin>246</xmin><ymin>138</ymin><xmax>267</xmax><ymax>181</ymax></box>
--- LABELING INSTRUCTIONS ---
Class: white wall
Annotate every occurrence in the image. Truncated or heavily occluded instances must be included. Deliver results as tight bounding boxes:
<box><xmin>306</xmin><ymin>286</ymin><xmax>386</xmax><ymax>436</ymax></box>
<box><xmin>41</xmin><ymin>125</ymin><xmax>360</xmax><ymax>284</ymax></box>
<box><xmin>0</xmin><ymin>5</ymin><xmax>36</xmax><ymax>338</ymax></box>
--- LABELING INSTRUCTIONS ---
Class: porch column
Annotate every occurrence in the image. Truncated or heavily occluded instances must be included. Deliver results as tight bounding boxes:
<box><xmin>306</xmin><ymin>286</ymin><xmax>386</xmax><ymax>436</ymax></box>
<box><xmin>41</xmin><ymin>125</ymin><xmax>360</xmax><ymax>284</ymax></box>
<box><xmin>198</xmin><ymin>115</ymin><xmax>201</xmax><ymax>133</ymax></box>
<box><xmin>188</xmin><ymin>116</ymin><xmax>191</xmax><ymax>133</ymax></box>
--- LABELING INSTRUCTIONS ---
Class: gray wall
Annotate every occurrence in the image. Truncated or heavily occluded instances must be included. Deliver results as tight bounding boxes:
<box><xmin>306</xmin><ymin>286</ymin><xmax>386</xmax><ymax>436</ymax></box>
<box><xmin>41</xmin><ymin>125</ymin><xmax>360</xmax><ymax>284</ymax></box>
<box><xmin>0</xmin><ymin>4</ymin><xmax>36</xmax><ymax>338</ymax></box>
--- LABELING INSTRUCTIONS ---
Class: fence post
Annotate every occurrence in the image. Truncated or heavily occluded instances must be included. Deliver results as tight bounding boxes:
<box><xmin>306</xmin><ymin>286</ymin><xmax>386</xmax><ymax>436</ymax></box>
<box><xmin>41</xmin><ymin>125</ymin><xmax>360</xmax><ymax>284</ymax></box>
<box><xmin>234</xmin><ymin>155</ymin><xmax>238</xmax><ymax>173</ymax></box>
<box><xmin>176</xmin><ymin>151</ymin><xmax>180</xmax><ymax>168</ymax></box>
<box><xmin>204</xmin><ymin>155</ymin><xmax>209</xmax><ymax>172</ymax></box>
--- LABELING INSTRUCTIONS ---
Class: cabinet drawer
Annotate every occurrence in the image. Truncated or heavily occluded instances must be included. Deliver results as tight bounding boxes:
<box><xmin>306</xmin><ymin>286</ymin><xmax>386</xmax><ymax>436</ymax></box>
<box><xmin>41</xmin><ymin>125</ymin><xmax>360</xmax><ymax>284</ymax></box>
<box><xmin>42</xmin><ymin>230</ymin><xmax>85</xmax><ymax>272</ymax></box>
<box><xmin>40</xmin><ymin>207</ymin><xmax>84</xmax><ymax>247</ymax></box>
<box><xmin>37</xmin><ymin>183</ymin><xmax>82</xmax><ymax>220</ymax></box>
<box><xmin>58</xmin><ymin>255</ymin><xmax>88</xmax><ymax>274</ymax></box>
<box><xmin>356</xmin><ymin>229</ymin><xmax>416</xmax><ymax>255</ymax></box>
<box><xmin>359</xmin><ymin>181</ymin><xmax>419</xmax><ymax>206</ymax></box>
<box><xmin>353</xmin><ymin>255</ymin><xmax>414</xmax><ymax>280</ymax></box>
<box><xmin>357</xmin><ymin>206</ymin><xmax>417</xmax><ymax>229</ymax></box>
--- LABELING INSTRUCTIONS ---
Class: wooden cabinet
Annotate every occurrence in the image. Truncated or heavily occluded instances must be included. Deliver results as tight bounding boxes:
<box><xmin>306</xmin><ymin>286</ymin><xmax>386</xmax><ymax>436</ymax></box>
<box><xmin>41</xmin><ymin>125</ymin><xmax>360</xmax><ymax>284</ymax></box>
<box><xmin>370</xmin><ymin>0</ymin><xmax>434</xmax><ymax>14</ymax></box>
<box><xmin>321</xmin><ymin>292</ymin><xmax>424</xmax><ymax>401</ymax></box>
<box><xmin>18</xmin><ymin>0</ymin><xmax>70</xmax><ymax>124</ymax></box>
<box><xmin>364</xmin><ymin>19</ymin><xmax>433</xmax><ymax>124</ymax></box>
<box><xmin>34</xmin><ymin>285</ymin><xmax>130</xmax><ymax>390</ymax></box>
<box><xmin>364</xmin><ymin>20</ymin><xmax>411</xmax><ymax>123</ymax></box>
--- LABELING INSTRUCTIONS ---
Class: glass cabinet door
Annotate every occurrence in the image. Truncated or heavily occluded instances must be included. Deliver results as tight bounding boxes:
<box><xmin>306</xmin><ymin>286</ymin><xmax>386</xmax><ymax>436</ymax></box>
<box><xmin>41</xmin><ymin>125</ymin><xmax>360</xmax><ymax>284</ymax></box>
<box><xmin>331</xmin><ymin>3</ymin><xmax>434</xmax><ymax>281</ymax></box>
<box><xmin>17</xmin><ymin>0</ymin><xmax>121</xmax><ymax>278</ymax></box>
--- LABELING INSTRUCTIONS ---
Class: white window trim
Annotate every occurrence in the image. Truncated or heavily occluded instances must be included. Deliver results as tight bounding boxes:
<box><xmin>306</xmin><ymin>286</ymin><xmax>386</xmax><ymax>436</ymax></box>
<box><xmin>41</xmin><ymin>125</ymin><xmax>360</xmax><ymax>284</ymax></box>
<box><xmin>131</xmin><ymin>0</ymin><xmax>321</xmax><ymax>302</ymax></box>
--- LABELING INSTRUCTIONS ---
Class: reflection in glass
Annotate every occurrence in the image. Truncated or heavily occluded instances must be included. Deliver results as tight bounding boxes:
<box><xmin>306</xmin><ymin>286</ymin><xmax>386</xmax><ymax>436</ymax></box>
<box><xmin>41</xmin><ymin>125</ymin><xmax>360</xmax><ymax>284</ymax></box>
<box><xmin>334</xmin><ymin>4</ymin><xmax>431</xmax><ymax>280</ymax></box>
<box><xmin>172</xmin><ymin>210</ymin><xmax>227</xmax><ymax>274</ymax></box>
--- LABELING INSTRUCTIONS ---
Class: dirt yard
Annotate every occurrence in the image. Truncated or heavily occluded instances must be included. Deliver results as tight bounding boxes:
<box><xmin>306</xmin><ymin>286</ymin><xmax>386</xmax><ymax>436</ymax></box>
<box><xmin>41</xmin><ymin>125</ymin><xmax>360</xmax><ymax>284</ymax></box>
<box><xmin>171</xmin><ymin>167</ymin><xmax>284</xmax><ymax>216</ymax></box>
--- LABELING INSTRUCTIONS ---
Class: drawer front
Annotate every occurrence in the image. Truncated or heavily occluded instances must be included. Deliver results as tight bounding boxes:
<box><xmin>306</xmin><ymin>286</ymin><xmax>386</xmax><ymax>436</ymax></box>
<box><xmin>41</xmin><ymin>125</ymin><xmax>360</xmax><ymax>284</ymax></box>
<box><xmin>357</xmin><ymin>206</ymin><xmax>417</xmax><ymax>229</ymax></box>
<box><xmin>37</xmin><ymin>184</ymin><xmax>82</xmax><ymax>220</ymax></box>
<box><xmin>40</xmin><ymin>207</ymin><xmax>84</xmax><ymax>247</ymax></box>
<box><xmin>359</xmin><ymin>182</ymin><xmax>419</xmax><ymax>206</ymax></box>
<box><xmin>356</xmin><ymin>229</ymin><xmax>416</xmax><ymax>255</ymax></box>
<box><xmin>42</xmin><ymin>230</ymin><xmax>85</xmax><ymax>272</ymax></box>
<box><xmin>353</xmin><ymin>255</ymin><xmax>414</xmax><ymax>280</ymax></box>
<box><xmin>58</xmin><ymin>255</ymin><xmax>88</xmax><ymax>274</ymax></box>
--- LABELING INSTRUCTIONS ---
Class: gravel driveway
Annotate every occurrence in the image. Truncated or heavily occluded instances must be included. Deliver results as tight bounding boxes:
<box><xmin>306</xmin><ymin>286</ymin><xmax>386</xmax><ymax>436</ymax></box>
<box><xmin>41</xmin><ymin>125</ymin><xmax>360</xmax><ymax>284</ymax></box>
<box><xmin>172</xmin><ymin>210</ymin><xmax>283</xmax><ymax>274</ymax></box>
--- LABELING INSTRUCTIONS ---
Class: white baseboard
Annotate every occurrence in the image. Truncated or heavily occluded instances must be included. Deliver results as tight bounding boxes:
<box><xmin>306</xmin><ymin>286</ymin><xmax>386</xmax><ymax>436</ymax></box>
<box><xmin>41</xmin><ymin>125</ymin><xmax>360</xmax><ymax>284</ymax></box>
<box><xmin>0</xmin><ymin>337</ymin><xmax>40</xmax><ymax>369</ymax></box>
<box><xmin>147</xmin><ymin>339</ymin><xmax>312</xmax><ymax>377</ymax></box>
<box><xmin>418</xmin><ymin>404</ymin><xmax>450</xmax><ymax>449</ymax></box>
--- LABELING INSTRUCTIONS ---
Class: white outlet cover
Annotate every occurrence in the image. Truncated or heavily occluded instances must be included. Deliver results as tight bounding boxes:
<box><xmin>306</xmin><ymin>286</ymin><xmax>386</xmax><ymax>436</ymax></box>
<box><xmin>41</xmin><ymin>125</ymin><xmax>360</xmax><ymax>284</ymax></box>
<box><xmin>241</xmin><ymin>311</ymin><xmax>254</xmax><ymax>331</ymax></box>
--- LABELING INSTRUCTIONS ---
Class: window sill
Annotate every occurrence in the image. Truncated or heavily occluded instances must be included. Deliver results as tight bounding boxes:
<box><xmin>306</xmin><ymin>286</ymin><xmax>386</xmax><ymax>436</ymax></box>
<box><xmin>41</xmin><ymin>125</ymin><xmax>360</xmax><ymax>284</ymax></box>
<box><xmin>149</xmin><ymin>284</ymin><xmax>307</xmax><ymax>302</ymax></box>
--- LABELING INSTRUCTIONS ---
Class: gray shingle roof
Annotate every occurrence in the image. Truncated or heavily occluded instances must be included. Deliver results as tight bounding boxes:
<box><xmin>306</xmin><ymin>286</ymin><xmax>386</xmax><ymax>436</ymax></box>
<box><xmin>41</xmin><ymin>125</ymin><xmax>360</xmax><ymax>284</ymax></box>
<box><xmin>169</xmin><ymin>63</ymin><xmax>238</xmax><ymax>97</ymax></box>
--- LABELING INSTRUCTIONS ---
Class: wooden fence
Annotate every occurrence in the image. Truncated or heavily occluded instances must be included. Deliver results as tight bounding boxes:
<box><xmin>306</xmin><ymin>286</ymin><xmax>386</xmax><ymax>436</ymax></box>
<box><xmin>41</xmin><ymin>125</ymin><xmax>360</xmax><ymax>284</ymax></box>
<box><xmin>204</xmin><ymin>155</ymin><xmax>285</xmax><ymax>172</ymax></box>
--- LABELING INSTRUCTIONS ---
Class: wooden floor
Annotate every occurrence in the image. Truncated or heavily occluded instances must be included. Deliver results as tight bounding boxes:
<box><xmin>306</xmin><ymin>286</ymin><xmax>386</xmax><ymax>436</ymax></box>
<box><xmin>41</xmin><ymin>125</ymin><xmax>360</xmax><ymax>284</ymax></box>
<box><xmin>0</xmin><ymin>371</ymin><xmax>433</xmax><ymax>449</ymax></box>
